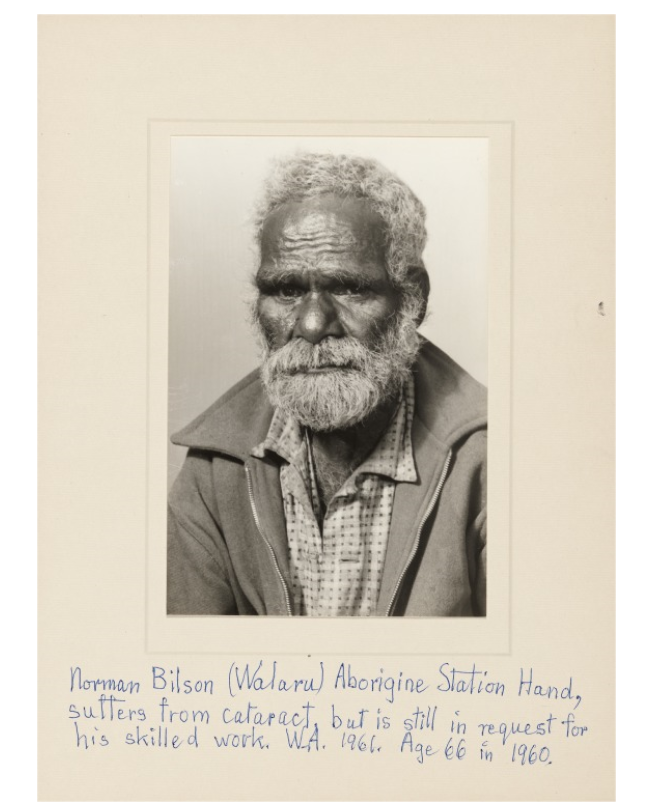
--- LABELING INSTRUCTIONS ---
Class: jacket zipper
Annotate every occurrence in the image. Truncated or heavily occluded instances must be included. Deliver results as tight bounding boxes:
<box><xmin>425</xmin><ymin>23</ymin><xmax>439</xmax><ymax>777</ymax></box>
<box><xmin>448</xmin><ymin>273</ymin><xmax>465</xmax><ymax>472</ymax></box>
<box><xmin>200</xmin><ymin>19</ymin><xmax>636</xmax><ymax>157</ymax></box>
<box><xmin>385</xmin><ymin>449</ymin><xmax>453</xmax><ymax>616</ymax></box>
<box><xmin>244</xmin><ymin>464</ymin><xmax>293</xmax><ymax>617</ymax></box>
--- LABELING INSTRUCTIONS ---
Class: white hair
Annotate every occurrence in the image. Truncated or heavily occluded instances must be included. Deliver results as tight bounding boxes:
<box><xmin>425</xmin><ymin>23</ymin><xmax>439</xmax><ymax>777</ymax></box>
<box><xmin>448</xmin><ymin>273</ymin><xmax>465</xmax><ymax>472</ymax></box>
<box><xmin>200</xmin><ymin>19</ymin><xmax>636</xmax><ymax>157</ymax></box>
<box><xmin>253</xmin><ymin>152</ymin><xmax>427</xmax><ymax>287</ymax></box>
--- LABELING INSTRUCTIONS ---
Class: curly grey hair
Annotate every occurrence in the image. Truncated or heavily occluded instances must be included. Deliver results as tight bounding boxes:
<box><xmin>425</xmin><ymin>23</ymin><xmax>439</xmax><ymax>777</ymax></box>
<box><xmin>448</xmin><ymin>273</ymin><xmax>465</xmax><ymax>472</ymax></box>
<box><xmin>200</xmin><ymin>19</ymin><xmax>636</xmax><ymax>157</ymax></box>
<box><xmin>253</xmin><ymin>152</ymin><xmax>427</xmax><ymax>287</ymax></box>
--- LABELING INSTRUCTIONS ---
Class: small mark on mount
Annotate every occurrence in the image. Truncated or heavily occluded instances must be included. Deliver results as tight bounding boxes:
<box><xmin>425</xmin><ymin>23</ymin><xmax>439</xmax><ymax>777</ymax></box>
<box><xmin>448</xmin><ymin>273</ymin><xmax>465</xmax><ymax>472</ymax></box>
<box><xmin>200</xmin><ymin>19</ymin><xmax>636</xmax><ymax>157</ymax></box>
<box><xmin>598</xmin><ymin>302</ymin><xmax>606</xmax><ymax>316</ymax></box>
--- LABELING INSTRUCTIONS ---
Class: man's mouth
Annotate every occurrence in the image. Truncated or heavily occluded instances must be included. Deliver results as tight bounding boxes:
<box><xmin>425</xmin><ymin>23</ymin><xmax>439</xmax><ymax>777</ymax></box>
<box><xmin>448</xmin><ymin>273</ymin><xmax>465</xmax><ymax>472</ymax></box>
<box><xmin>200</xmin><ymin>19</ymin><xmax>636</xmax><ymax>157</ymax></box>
<box><xmin>292</xmin><ymin>363</ymin><xmax>355</xmax><ymax>374</ymax></box>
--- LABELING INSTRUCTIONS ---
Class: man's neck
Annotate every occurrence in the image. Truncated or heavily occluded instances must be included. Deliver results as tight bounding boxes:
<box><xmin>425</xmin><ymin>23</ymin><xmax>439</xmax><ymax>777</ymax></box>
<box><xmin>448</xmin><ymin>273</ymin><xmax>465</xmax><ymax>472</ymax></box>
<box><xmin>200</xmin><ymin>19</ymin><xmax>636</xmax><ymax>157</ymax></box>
<box><xmin>307</xmin><ymin>395</ymin><xmax>399</xmax><ymax>507</ymax></box>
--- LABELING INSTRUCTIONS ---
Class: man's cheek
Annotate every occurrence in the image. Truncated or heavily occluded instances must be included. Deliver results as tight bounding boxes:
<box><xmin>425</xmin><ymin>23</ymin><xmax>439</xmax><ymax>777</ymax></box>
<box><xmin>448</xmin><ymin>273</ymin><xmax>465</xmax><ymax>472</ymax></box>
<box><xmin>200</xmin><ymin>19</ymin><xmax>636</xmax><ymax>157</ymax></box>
<box><xmin>257</xmin><ymin>307</ymin><xmax>287</xmax><ymax>349</ymax></box>
<box><xmin>346</xmin><ymin>295</ymin><xmax>397</xmax><ymax>326</ymax></box>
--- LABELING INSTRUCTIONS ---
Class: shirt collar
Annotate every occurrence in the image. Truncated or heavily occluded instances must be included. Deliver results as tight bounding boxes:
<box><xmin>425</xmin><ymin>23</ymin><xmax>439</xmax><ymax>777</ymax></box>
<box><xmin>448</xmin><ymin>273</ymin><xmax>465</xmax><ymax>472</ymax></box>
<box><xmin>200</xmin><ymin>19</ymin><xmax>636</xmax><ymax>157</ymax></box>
<box><xmin>251</xmin><ymin>376</ymin><xmax>418</xmax><ymax>488</ymax></box>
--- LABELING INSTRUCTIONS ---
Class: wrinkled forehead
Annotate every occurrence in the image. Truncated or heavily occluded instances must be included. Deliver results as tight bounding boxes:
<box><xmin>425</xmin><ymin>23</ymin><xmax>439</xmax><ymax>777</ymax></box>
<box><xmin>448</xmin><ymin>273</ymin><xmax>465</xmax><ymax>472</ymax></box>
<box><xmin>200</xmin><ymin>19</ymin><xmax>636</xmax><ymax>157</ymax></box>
<box><xmin>259</xmin><ymin>194</ymin><xmax>387</xmax><ymax>265</ymax></box>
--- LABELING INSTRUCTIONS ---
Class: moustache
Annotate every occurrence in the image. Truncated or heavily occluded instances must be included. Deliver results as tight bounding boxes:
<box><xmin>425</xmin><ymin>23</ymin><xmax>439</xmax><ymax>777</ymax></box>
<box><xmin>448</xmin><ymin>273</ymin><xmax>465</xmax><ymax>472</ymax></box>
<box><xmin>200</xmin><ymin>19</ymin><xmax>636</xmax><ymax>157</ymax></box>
<box><xmin>263</xmin><ymin>337</ymin><xmax>374</xmax><ymax>376</ymax></box>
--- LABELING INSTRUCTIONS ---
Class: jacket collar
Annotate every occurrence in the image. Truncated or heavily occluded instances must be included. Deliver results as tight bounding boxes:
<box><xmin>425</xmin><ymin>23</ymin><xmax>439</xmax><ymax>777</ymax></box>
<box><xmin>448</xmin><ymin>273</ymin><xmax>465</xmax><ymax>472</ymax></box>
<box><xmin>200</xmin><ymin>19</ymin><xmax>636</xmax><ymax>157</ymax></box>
<box><xmin>170</xmin><ymin>339</ymin><xmax>487</xmax><ymax>459</ymax></box>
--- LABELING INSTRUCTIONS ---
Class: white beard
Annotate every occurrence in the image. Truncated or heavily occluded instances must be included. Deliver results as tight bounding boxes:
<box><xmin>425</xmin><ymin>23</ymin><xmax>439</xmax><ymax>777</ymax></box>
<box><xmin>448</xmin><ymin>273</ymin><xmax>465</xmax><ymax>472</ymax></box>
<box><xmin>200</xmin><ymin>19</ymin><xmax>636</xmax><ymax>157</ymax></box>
<box><xmin>257</xmin><ymin>300</ymin><xmax>423</xmax><ymax>432</ymax></box>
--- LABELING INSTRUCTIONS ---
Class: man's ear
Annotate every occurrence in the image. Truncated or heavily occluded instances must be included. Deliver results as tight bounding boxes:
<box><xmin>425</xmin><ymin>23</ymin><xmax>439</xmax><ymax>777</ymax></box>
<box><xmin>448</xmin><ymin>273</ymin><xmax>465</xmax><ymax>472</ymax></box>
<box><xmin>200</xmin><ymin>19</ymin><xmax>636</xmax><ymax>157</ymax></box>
<box><xmin>405</xmin><ymin>264</ymin><xmax>430</xmax><ymax>325</ymax></box>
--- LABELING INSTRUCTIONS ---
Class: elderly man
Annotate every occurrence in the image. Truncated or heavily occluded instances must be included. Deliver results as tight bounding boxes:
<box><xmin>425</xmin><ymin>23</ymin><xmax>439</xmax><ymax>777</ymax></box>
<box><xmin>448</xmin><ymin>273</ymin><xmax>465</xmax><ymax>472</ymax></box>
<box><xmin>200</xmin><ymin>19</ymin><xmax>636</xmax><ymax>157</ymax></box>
<box><xmin>167</xmin><ymin>152</ymin><xmax>487</xmax><ymax>617</ymax></box>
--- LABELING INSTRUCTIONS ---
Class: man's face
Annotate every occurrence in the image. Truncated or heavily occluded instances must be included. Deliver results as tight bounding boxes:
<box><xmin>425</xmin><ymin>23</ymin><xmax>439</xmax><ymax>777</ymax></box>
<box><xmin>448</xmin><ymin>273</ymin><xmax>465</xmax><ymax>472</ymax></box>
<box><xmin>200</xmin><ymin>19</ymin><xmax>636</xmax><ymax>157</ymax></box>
<box><xmin>255</xmin><ymin>194</ymin><xmax>400</xmax><ymax>352</ymax></box>
<box><xmin>254</xmin><ymin>195</ymin><xmax>420</xmax><ymax>432</ymax></box>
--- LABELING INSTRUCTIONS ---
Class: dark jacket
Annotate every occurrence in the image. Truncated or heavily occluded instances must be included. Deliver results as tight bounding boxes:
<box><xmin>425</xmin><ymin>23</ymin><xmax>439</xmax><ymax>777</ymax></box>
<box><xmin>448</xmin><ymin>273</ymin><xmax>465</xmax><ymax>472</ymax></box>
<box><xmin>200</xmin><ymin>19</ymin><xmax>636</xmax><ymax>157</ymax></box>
<box><xmin>167</xmin><ymin>340</ymin><xmax>487</xmax><ymax>616</ymax></box>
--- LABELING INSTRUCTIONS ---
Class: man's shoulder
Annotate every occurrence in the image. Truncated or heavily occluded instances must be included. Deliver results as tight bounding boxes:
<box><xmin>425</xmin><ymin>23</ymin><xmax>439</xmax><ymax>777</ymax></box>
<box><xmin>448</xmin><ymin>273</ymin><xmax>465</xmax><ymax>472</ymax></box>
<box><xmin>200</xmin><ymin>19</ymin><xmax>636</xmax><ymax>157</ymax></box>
<box><xmin>415</xmin><ymin>340</ymin><xmax>487</xmax><ymax>447</ymax></box>
<box><xmin>170</xmin><ymin>368</ymin><xmax>273</xmax><ymax>459</ymax></box>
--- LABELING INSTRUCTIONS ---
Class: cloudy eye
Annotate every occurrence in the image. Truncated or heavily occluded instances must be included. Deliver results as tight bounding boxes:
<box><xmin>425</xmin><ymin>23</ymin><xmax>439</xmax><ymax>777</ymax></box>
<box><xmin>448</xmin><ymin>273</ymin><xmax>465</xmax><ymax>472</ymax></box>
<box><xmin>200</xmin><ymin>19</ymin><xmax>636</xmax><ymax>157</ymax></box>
<box><xmin>333</xmin><ymin>282</ymin><xmax>368</xmax><ymax>297</ymax></box>
<box><xmin>277</xmin><ymin>284</ymin><xmax>304</xmax><ymax>300</ymax></box>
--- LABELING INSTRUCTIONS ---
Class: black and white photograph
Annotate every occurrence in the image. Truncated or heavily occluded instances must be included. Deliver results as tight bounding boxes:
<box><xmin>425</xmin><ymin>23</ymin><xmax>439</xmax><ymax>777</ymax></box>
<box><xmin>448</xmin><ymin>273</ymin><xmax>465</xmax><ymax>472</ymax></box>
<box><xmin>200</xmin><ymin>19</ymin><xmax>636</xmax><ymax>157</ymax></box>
<box><xmin>166</xmin><ymin>137</ymin><xmax>488</xmax><ymax>617</ymax></box>
<box><xmin>38</xmin><ymin>15</ymin><xmax>616</xmax><ymax>802</ymax></box>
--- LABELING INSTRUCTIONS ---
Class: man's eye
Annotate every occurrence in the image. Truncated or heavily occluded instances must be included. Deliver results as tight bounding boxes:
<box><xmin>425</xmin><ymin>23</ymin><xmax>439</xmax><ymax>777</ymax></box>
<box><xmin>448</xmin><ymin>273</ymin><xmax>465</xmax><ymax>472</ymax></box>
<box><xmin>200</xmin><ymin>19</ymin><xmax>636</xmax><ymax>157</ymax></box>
<box><xmin>276</xmin><ymin>285</ymin><xmax>304</xmax><ymax>299</ymax></box>
<box><xmin>334</xmin><ymin>284</ymin><xmax>367</xmax><ymax>296</ymax></box>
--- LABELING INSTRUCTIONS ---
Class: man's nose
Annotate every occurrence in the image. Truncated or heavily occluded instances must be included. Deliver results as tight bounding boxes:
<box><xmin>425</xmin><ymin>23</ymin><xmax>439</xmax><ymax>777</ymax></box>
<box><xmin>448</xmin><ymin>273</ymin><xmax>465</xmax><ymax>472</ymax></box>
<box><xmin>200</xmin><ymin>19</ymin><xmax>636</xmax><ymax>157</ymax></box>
<box><xmin>293</xmin><ymin>293</ymin><xmax>345</xmax><ymax>344</ymax></box>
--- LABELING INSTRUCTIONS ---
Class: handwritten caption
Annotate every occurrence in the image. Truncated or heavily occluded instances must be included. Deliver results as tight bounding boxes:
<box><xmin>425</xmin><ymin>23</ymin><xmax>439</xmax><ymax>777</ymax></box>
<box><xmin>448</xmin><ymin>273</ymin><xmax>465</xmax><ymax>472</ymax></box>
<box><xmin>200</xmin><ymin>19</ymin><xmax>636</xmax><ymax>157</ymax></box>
<box><xmin>67</xmin><ymin>661</ymin><xmax>588</xmax><ymax>766</ymax></box>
